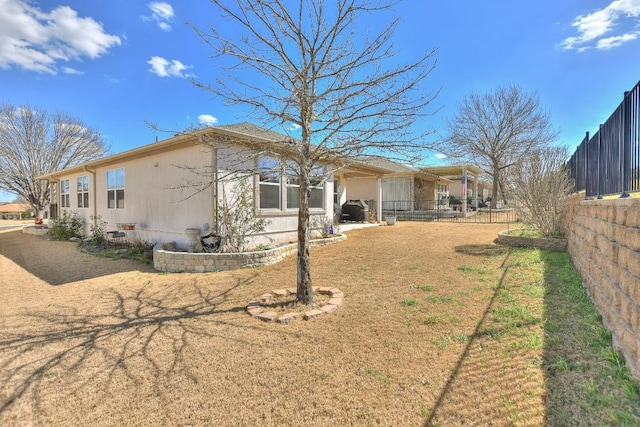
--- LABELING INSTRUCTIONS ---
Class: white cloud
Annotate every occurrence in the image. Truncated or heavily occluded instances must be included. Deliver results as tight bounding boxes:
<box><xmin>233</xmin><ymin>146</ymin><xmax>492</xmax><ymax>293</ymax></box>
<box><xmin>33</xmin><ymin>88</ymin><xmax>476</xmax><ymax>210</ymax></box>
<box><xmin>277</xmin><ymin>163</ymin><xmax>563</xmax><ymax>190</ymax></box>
<box><xmin>147</xmin><ymin>56</ymin><xmax>193</xmax><ymax>78</ymax></box>
<box><xmin>560</xmin><ymin>0</ymin><xmax>640</xmax><ymax>51</ymax></box>
<box><xmin>142</xmin><ymin>2</ymin><xmax>174</xmax><ymax>31</ymax></box>
<box><xmin>288</xmin><ymin>123</ymin><xmax>301</xmax><ymax>131</ymax></box>
<box><xmin>198</xmin><ymin>114</ymin><xmax>218</xmax><ymax>126</ymax></box>
<box><xmin>434</xmin><ymin>153</ymin><xmax>447</xmax><ymax>160</ymax></box>
<box><xmin>62</xmin><ymin>66</ymin><xmax>83</xmax><ymax>75</ymax></box>
<box><xmin>0</xmin><ymin>0</ymin><xmax>121</xmax><ymax>74</ymax></box>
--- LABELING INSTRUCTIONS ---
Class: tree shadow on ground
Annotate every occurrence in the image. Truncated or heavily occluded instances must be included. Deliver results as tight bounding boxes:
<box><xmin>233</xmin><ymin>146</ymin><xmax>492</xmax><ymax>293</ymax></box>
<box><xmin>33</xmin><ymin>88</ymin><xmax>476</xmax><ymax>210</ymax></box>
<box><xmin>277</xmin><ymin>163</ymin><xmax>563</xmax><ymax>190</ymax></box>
<box><xmin>454</xmin><ymin>243</ymin><xmax>509</xmax><ymax>257</ymax></box>
<box><xmin>0</xmin><ymin>230</ymin><xmax>154</xmax><ymax>285</ymax></box>
<box><xmin>0</xmin><ymin>273</ymin><xmax>296</xmax><ymax>417</ymax></box>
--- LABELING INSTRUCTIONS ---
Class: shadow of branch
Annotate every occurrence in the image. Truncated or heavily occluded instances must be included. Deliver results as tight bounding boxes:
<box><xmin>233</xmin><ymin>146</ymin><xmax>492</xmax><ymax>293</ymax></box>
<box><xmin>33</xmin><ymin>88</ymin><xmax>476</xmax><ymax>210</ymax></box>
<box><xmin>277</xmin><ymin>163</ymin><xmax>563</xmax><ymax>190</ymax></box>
<box><xmin>0</xmin><ymin>274</ymin><xmax>288</xmax><ymax>414</ymax></box>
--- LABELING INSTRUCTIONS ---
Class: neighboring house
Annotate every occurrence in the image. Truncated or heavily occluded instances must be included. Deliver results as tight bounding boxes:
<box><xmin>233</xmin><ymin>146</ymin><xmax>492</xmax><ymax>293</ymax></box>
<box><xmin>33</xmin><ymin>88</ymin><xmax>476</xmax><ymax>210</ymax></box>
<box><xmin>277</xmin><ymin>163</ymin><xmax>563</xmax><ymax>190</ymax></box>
<box><xmin>0</xmin><ymin>203</ymin><xmax>34</xmax><ymax>220</ymax></box>
<box><xmin>422</xmin><ymin>164</ymin><xmax>491</xmax><ymax>213</ymax></box>
<box><xmin>38</xmin><ymin>123</ymin><xmax>385</xmax><ymax>250</ymax></box>
<box><xmin>338</xmin><ymin>157</ymin><xmax>454</xmax><ymax>217</ymax></box>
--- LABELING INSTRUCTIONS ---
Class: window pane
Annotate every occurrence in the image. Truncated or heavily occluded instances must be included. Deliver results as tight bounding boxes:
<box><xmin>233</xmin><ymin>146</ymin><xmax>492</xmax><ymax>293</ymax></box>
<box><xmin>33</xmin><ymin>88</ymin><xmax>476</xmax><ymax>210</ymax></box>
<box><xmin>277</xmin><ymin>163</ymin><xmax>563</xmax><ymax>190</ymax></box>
<box><xmin>116</xmin><ymin>189</ymin><xmax>125</xmax><ymax>209</ymax></box>
<box><xmin>77</xmin><ymin>178</ymin><xmax>83</xmax><ymax>192</ymax></box>
<box><xmin>83</xmin><ymin>193</ymin><xmax>89</xmax><ymax>208</ymax></box>
<box><xmin>107</xmin><ymin>171</ymin><xmax>115</xmax><ymax>189</ymax></box>
<box><xmin>107</xmin><ymin>191</ymin><xmax>115</xmax><ymax>208</ymax></box>
<box><xmin>260</xmin><ymin>183</ymin><xmax>280</xmax><ymax>209</ymax></box>
<box><xmin>310</xmin><ymin>187</ymin><xmax>324</xmax><ymax>209</ymax></box>
<box><xmin>287</xmin><ymin>185</ymin><xmax>300</xmax><ymax>209</ymax></box>
<box><xmin>116</xmin><ymin>169</ymin><xmax>125</xmax><ymax>188</ymax></box>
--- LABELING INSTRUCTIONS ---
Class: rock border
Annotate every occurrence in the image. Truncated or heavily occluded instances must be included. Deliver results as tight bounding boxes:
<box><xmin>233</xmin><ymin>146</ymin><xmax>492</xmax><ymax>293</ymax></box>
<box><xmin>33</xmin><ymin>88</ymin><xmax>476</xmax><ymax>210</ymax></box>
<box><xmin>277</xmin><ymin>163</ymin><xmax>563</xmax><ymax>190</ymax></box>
<box><xmin>247</xmin><ymin>286</ymin><xmax>343</xmax><ymax>323</ymax></box>
<box><xmin>496</xmin><ymin>228</ymin><xmax>567</xmax><ymax>251</ymax></box>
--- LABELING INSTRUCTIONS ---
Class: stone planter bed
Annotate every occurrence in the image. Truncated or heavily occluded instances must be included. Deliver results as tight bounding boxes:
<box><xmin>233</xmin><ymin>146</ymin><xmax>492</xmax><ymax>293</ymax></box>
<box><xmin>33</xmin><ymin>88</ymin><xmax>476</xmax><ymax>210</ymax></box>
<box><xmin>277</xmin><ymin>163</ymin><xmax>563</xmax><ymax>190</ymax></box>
<box><xmin>247</xmin><ymin>286</ymin><xmax>344</xmax><ymax>323</ymax></box>
<box><xmin>496</xmin><ymin>228</ymin><xmax>567</xmax><ymax>251</ymax></box>
<box><xmin>153</xmin><ymin>233</ymin><xmax>347</xmax><ymax>273</ymax></box>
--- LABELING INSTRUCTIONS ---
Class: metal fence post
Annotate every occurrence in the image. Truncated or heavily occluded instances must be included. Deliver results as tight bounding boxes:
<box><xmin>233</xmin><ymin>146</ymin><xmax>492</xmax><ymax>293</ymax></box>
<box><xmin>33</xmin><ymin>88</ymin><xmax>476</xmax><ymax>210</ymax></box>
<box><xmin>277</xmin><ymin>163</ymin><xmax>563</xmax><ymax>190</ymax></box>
<box><xmin>621</xmin><ymin>91</ymin><xmax>631</xmax><ymax>198</ymax></box>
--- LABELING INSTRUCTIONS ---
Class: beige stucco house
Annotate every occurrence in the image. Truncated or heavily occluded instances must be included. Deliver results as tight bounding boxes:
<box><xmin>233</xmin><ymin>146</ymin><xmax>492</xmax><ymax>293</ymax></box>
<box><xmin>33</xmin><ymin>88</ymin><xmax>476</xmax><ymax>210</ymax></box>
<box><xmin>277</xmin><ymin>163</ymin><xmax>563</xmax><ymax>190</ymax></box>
<box><xmin>38</xmin><ymin>123</ymin><xmax>388</xmax><ymax>250</ymax></box>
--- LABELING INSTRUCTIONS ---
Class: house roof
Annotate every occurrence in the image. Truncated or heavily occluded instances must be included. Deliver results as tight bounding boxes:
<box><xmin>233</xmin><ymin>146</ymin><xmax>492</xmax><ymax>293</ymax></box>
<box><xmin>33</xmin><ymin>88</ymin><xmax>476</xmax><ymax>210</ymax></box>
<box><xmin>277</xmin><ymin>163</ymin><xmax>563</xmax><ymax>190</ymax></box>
<box><xmin>215</xmin><ymin>122</ymin><xmax>295</xmax><ymax>142</ymax></box>
<box><xmin>362</xmin><ymin>157</ymin><xmax>453</xmax><ymax>182</ymax></box>
<box><xmin>37</xmin><ymin>123</ymin><xmax>291</xmax><ymax>180</ymax></box>
<box><xmin>0</xmin><ymin>203</ymin><xmax>32</xmax><ymax>213</ymax></box>
<box><xmin>421</xmin><ymin>164</ymin><xmax>486</xmax><ymax>177</ymax></box>
<box><xmin>37</xmin><ymin>121</ymin><xmax>458</xmax><ymax>182</ymax></box>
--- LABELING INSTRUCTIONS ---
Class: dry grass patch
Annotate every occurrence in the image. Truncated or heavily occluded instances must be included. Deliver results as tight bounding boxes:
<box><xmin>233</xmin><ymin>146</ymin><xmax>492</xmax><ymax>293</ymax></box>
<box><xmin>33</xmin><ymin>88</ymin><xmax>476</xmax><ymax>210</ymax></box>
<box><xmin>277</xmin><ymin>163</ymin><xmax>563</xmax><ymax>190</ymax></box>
<box><xmin>1</xmin><ymin>222</ymin><xmax>638</xmax><ymax>426</ymax></box>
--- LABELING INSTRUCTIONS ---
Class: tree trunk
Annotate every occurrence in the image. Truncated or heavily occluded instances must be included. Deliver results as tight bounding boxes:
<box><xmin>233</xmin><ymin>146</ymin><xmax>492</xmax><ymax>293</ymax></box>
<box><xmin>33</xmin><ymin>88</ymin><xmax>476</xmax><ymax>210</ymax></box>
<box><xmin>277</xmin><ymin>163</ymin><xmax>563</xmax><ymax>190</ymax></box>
<box><xmin>491</xmin><ymin>167</ymin><xmax>499</xmax><ymax>209</ymax></box>
<box><xmin>296</xmin><ymin>172</ymin><xmax>313</xmax><ymax>304</ymax></box>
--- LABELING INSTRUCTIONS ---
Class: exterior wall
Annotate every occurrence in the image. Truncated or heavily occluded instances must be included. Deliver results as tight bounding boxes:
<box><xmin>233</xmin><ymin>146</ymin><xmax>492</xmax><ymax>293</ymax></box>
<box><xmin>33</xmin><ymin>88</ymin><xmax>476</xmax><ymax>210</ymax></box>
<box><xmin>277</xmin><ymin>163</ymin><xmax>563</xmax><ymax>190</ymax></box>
<box><xmin>52</xmin><ymin>142</ymin><xmax>335</xmax><ymax>250</ymax></box>
<box><xmin>55</xmin><ymin>144</ymin><xmax>214</xmax><ymax>248</ymax></box>
<box><xmin>563</xmin><ymin>195</ymin><xmax>640</xmax><ymax>377</ymax></box>
<box><xmin>344</xmin><ymin>176</ymin><xmax>378</xmax><ymax>201</ymax></box>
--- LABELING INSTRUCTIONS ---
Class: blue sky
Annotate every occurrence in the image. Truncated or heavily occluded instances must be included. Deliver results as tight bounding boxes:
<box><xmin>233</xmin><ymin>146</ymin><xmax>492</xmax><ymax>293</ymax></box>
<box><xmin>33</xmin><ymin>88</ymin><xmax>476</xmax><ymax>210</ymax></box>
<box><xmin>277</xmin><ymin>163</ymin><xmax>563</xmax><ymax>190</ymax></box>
<box><xmin>1</xmin><ymin>0</ymin><xmax>639</xmax><ymax>202</ymax></box>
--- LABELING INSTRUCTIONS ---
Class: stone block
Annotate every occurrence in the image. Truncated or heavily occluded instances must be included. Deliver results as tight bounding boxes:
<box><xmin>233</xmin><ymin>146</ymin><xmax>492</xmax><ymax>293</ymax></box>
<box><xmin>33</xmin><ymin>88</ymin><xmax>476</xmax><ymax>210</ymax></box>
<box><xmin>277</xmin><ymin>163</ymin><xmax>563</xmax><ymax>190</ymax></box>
<box><xmin>272</xmin><ymin>289</ymin><xmax>288</xmax><ymax>297</ymax></box>
<box><xmin>247</xmin><ymin>307</ymin><xmax>264</xmax><ymax>316</ymax></box>
<box><xmin>247</xmin><ymin>300</ymin><xmax>261</xmax><ymax>308</ymax></box>
<box><xmin>317</xmin><ymin>287</ymin><xmax>333</xmax><ymax>295</ymax></box>
<box><xmin>304</xmin><ymin>309</ymin><xmax>325</xmax><ymax>320</ymax></box>
<box><xmin>320</xmin><ymin>304</ymin><xmax>338</xmax><ymax>313</ymax></box>
<box><xmin>259</xmin><ymin>293</ymin><xmax>273</xmax><ymax>303</ymax></box>
<box><xmin>277</xmin><ymin>312</ymin><xmax>300</xmax><ymax>324</ymax></box>
<box><xmin>256</xmin><ymin>311</ymin><xmax>277</xmax><ymax>322</ymax></box>
<box><xmin>328</xmin><ymin>297</ymin><xmax>343</xmax><ymax>306</ymax></box>
<box><xmin>287</xmin><ymin>287</ymin><xmax>297</xmax><ymax>295</ymax></box>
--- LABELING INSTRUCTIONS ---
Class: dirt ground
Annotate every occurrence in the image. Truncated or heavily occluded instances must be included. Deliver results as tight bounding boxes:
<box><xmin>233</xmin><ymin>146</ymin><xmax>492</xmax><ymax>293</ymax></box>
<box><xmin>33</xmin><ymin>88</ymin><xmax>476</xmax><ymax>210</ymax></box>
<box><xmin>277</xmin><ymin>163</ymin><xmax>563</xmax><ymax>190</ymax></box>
<box><xmin>1</xmin><ymin>221</ymin><xmax>536</xmax><ymax>426</ymax></box>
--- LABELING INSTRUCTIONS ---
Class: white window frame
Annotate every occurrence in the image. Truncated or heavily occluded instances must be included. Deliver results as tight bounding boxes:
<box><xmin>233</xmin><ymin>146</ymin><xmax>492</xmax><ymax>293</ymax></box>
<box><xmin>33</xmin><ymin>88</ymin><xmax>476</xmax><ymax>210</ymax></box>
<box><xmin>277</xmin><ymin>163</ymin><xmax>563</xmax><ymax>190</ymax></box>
<box><xmin>60</xmin><ymin>179</ymin><xmax>70</xmax><ymax>208</ymax></box>
<box><xmin>77</xmin><ymin>175</ymin><xmax>89</xmax><ymax>208</ymax></box>
<box><xmin>257</xmin><ymin>156</ymin><xmax>325</xmax><ymax>212</ymax></box>
<box><xmin>107</xmin><ymin>168</ymin><xmax>125</xmax><ymax>209</ymax></box>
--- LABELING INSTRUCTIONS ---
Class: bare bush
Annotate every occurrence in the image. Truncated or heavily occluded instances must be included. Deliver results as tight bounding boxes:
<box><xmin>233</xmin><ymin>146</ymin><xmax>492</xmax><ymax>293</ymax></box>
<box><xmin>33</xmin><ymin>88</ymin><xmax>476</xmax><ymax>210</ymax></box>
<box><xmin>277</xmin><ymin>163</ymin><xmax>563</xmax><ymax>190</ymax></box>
<box><xmin>506</xmin><ymin>146</ymin><xmax>573</xmax><ymax>237</ymax></box>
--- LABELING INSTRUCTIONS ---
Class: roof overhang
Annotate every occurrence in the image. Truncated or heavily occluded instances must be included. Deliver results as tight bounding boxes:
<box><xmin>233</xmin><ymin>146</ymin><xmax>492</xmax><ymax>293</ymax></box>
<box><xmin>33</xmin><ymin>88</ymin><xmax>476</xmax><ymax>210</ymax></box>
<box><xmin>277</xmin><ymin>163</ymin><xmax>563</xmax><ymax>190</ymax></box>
<box><xmin>421</xmin><ymin>164</ymin><xmax>486</xmax><ymax>177</ymax></box>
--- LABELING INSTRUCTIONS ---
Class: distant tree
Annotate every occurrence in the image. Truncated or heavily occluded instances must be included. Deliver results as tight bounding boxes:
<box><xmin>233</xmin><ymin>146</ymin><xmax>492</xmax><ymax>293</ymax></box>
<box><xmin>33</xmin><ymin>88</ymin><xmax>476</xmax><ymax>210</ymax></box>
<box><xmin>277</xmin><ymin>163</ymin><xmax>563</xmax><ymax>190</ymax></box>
<box><xmin>506</xmin><ymin>146</ymin><xmax>573</xmax><ymax>237</ymax></box>
<box><xmin>436</xmin><ymin>84</ymin><xmax>558</xmax><ymax>208</ymax></box>
<box><xmin>191</xmin><ymin>0</ymin><xmax>439</xmax><ymax>304</ymax></box>
<box><xmin>0</xmin><ymin>104</ymin><xmax>108</xmax><ymax>219</ymax></box>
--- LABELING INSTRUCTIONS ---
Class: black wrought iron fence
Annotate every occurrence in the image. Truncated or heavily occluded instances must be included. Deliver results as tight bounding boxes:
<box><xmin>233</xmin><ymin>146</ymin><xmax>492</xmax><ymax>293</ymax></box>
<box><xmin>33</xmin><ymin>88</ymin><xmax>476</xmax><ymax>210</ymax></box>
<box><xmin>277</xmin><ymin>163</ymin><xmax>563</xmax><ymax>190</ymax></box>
<box><xmin>568</xmin><ymin>80</ymin><xmax>640</xmax><ymax>198</ymax></box>
<box><xmin>381</xmin><ymin>200</ymin><xmax>519</xmax><ymax>224</ymax></box>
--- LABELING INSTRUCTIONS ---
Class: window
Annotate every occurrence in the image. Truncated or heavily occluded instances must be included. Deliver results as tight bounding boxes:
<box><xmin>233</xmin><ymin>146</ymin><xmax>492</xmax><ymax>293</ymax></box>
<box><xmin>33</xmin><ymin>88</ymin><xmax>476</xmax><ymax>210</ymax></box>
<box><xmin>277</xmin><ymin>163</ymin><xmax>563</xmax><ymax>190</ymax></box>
<box><xmin>60</xmin><ymin>179</ymin><xmax>70</xmax><ymax>208</ymax></box>
<box><xmin>77</xmin><ymin>176</ymin><xmax>89</xmax><ymax>208</ymax></box>
<box><xmin>258</xmin><ymin>157</ymin><xmax>325</xmax><ymax>211</ymax></box>
<box><xmin>285</xmin><ymin>166</ymin><xmax>324</xmax><ymax>209</ymax></box>
<box><xmin>258</xmin><ymin>157</ymin><xmax>281</xmax><ymax>209</ymax></box>
<box><xmin>107</xmin><ymin>168</ymin><xmax>125</xmax><ymax>209</ymax></box>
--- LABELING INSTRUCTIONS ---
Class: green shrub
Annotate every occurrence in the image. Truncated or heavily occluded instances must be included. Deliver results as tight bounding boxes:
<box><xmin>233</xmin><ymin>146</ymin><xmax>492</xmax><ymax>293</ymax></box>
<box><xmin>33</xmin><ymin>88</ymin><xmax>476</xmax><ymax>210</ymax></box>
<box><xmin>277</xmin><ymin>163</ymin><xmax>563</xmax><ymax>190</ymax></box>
<box><xmin>48</xmin><ymin>211</ymin><xmax>84</xmax><ymax>240</ymax></box>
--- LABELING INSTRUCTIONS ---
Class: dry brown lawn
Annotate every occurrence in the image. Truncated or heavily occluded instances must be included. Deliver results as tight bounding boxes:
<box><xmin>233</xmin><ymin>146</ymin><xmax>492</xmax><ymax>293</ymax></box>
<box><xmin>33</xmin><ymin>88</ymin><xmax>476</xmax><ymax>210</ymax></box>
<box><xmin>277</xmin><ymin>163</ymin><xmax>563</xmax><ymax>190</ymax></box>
<box><xmin>1</xmin><ymin>222</ymin><xmax>549</xmax><ymax>426</ymax></box>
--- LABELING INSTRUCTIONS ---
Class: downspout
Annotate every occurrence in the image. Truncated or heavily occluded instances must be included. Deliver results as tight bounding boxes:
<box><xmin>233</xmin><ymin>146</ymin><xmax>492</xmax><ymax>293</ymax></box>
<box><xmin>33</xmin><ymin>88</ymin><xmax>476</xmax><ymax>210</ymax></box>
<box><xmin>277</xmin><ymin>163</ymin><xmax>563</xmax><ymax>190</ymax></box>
<box><xmin>83</xmin><ymin>166</ymin><xmax>97</xmax><ymax>229</ymax></box>
<box><xmin>211</xmin><ymin>145</ymin><xmax>218</xmax><ymax>232</ymax></box>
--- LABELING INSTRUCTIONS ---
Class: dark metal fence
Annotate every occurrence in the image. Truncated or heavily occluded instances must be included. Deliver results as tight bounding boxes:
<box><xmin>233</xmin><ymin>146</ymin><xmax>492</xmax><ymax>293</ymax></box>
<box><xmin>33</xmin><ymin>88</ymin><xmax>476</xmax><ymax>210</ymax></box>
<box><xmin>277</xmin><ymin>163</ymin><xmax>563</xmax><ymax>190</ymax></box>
<box><xmin>568</xmin><ymin>80</ymin><xmax>640</xmax><ymax>198</ymax></box>
<box><xmin>381</xmin><ymin>200</ymin><xmax>519</xmax><ymax>224</ymax></box>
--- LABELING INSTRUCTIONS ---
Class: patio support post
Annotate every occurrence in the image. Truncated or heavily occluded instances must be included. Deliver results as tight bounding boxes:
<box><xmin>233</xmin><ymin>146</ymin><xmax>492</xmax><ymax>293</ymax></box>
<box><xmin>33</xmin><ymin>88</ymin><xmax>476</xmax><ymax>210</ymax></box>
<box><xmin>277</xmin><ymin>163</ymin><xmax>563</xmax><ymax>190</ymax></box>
<box><xmin>376</xmin><ymin>176</ymin><xmax>383</xmax><ymax>223</ymax></box>
<box><xmin>461</xmin><ymin>167</ymin><xmax>467</xmax><ymax>216</ymax></box>
<box><xmin>473</xmin><ymin>173</ymin><xmax>478</xmax><ymax>210</ymax></box>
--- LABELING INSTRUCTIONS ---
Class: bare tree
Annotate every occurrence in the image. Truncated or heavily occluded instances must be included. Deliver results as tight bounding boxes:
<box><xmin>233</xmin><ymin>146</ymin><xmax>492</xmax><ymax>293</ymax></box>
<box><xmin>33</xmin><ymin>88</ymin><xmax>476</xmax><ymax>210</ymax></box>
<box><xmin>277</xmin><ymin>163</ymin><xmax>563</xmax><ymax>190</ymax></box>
<box><xmin>0</xmin><ymin>104</ymin><xmax>109</xmax><ymax>218</ymax></box>
<box><xmin>436</xmin><ymin>84</ymin><xmax>558</xmax><ymax>208</ymax></box>
<box><xmin>191</xmin><ymin>0</ymin><xmax>439</xmax><ymax>304</ymax></box>
<box><xmin>506</xmin><ymin>146</ymin><xmax>573</xmax><ymax>237</ymax></box>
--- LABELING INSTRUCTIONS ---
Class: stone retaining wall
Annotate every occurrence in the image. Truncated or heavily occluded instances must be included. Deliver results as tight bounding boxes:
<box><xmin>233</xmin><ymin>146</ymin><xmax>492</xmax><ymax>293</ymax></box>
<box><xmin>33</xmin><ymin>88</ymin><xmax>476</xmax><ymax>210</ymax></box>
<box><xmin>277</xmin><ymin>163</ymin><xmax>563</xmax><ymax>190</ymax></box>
<box><xmin>563</xmin><ymin>195</ymin><xmax>640</xmax><ymax>376</ymax></box>
<box><xmin>153</xmin><ymin>234</ymin><xmax>346</xmax><ymax>273</ymax></box>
